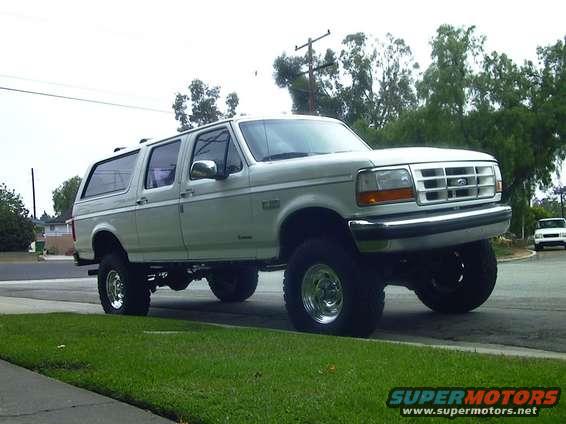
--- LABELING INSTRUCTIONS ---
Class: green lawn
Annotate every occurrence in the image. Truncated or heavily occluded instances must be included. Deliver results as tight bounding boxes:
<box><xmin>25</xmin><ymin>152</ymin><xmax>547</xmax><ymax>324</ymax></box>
<box><xmin>0</xmin><ymin>314</ymin><xmax>563</xmax><ymax>423</ymax></box>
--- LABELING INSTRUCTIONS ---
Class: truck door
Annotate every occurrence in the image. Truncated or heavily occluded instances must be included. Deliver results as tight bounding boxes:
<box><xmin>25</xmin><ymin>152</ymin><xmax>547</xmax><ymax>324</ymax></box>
<box><xmin>179</xmin><ymin>125</ymin><xmax>254</xmax><ymax>260</ymax></box>
<box><xmin>135</xmin><ymin>138</ymin><xmax>187</xmax><ymax>261</ymax></box>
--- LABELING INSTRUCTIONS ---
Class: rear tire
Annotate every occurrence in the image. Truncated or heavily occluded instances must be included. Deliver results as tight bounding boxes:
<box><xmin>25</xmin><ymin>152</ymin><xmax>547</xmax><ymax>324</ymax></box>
<box><xmin>415</xmin><ymin>240</ymin><xmax>497</xmax><ymax>313</ymax></box>
<box><xmin>207</xmin><ymin>266</ymin><xmax>258</xmax><ymax>302</ymax></box>
<box><xmin>283</xmin><ymin>238</ymin><xmax>384</xmax><ymax>338</ymax></box>
<box><xmin>98</xmin><ymin>253</ymin><xmax>150</xmax><ymax>316</ymax></box>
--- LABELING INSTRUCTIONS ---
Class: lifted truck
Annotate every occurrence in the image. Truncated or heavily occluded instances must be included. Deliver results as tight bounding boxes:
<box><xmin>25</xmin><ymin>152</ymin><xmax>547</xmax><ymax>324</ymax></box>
<box><xmin>72</xmin><ymin>115</ymin><xmax>511</xmax><ymax>337</ymax></box>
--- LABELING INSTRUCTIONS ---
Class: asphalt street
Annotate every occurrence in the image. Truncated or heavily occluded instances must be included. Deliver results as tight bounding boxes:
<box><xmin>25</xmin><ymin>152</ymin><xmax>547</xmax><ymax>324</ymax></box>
<box><xmin>0</xmin><ymin>250</ymin><xmax>564</xmax><ymax>352</ymax></box>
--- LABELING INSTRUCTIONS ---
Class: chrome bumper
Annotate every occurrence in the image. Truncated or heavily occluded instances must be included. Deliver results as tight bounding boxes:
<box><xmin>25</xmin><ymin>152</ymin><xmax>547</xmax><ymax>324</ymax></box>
<box><xmin>348</xmin><ymin>204</ymin><xmax>512</xmax><ymax>253</ymax></box>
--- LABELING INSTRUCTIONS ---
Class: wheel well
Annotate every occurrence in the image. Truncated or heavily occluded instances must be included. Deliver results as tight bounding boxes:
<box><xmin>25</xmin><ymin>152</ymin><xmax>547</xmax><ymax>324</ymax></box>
<box><xmin>279</xmin><ymin>208</ymin><xmax>352</xmax><ymax>263</ymax></box>
<box><xmin>92</xmin><ymin>231</ymin><xmax>127</xmax><ymax>262</ymax></box>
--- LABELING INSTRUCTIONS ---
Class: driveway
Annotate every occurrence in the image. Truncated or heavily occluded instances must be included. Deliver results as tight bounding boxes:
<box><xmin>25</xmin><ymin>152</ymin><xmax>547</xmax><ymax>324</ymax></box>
<box><xmin>0</xmin><ymin>249</ymin><xmax>564</xmax><ymax>352</ymax></box>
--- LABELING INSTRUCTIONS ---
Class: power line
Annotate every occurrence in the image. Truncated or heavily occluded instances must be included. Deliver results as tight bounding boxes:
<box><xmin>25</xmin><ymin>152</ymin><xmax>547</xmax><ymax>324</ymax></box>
<box><xmin>0</xmin><ymin>85</ymin><xmax>172</xmax><ymax>114</ymax></box>
<box><xmin>0</xmin><ymin>73</ymin><xmax>163</xmax><ymax>103</ymax></box>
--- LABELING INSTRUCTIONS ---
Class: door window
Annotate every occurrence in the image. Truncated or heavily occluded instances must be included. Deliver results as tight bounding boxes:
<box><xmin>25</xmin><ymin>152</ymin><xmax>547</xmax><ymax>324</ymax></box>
<box><xmin>192</xmin><ymin>128</ymin><xmax>243</xmax><ymax>177</ymax></box>
<box><xmin>145</xmin><ymin>140</ymin><xmax>181</xmax><ymax>189</ymax></box>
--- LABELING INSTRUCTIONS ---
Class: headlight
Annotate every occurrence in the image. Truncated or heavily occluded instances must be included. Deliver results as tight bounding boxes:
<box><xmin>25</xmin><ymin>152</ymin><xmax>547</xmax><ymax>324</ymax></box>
<box><xmin>535</xmin><ymin>233</ymin><xmax>543</xmax><ymax>239</ymax></box>
<box><xmin>357</xmin><ymin>168</ymin><xmax>414</xmax><ymax>206</ymax></box>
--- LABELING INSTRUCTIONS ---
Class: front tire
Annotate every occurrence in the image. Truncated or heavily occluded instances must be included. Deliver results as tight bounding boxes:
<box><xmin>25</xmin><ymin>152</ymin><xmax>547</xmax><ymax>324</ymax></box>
<box><xmin>415</xmin><ymin>240</ymin><xmax>497</xmax><ymax>313</ymax></box>
<box><xmin>283</xmin><ymin>238</ymin><xmax>384</xmax><ymax>337</ymax></box>
<box><xmin>207</xmin><ymin>266</ymin><xmax>258</xmax><ymax>302</ymax></box>
<box><xmin>98</xmin><ymin>253</ymin><xmax>150</xmax><ymax>315</ymax></box>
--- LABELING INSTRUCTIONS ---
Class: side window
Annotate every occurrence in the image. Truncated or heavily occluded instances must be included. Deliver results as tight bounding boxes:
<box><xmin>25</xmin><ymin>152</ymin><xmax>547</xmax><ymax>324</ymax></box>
<box><xmin>145</xmin><ymin>140</ymin><xmax>181</xmax><ymax>189</ymax></box>
<box><xmin>83</xmin><ymin>151</ymin><xmax>139</xmax><ymax>198</ymax></box>
<box><xmin>226</xmin><ymin>142</ymin><xmax>243</xmax><ymax>174</ymax></box>
<box><xmin>192</xmin><ymin>128</ymin><xmax>243</xmax><ymax>176</ymax></box>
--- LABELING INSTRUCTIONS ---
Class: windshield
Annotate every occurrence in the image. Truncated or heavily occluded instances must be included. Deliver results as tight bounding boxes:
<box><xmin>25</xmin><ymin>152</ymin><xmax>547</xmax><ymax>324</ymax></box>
<box><xmin>537</xmin><ymin>219</ymin><xmax>566</xmax><ymax>229</ymax></box>
<box><xmin>238</xmin><ymin>119</ymin><xmax>370</xmax><ymax>162</ymax></box>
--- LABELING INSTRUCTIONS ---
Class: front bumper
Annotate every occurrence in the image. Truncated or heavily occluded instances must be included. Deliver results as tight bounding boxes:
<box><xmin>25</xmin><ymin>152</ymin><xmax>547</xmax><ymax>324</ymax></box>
<box><xmin>534</xmin><ymin>238</ymin><xmax>566</xmax><ymax>247</ymax></box>
<box><xmin>348</xmin><ymin>204</ymin><xmax>511</xmax><ymax>253</ymax></box>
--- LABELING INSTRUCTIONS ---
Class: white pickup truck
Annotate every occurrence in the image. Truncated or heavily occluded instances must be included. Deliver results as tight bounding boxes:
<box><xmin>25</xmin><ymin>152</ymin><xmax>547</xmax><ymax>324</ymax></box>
<box><xmin>533</xmin><ymin>218</ymin><xmax>566</xmax><ymax>250</ymax></box>
<box><xmin>72</xmin><ymin>115</ymin><xmax>511</xmax><ymax>337</ymax></box>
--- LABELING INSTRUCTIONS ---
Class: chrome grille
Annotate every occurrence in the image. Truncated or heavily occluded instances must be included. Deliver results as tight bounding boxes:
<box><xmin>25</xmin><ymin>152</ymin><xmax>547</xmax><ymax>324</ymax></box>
<box><xmin>410</xmin><ymin>162</ymin><xmax>496</xmax><ymax>205</ymax></box>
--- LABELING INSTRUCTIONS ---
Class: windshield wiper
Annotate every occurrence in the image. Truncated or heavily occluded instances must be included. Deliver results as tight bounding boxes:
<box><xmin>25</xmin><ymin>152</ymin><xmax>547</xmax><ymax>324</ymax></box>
<box><xmin>263</xmin><ymin>152</ymin><xmax>310</xmax><ymax>161</ymax></box>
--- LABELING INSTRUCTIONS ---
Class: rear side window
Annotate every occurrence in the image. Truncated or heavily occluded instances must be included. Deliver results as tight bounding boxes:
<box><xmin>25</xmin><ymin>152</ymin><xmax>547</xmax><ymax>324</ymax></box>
<box><xmin>145</xmin><ymin>140</ymin><xmax>181</xmax><ymax>189</ymax></box>
<box><xmin>83</xmin><ymin>151</ymin><xmax>139</xmax><ymax>198</ymax></box>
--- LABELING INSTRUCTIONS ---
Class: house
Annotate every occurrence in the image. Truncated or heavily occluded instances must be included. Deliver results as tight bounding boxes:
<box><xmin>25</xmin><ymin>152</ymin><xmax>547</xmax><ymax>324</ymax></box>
<box><xmin>43</xmin><ymin>209</ymin><xmax>74</xmax><ymax>255</ymax></box>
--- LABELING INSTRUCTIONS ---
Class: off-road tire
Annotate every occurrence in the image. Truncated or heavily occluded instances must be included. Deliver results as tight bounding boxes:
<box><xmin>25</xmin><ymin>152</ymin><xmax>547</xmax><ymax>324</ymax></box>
<box><xmin>415</xmin><ymin>240</ymin><xmax>497</xmax><ymax>314</ymax></box>
<box><xmin>283</xmin><ymin>238</ymin><xmax>384</xmax><ymax>338</ymax></box>
<box><xmin>207</xmin><ymin>266</ymin><xmax>259</xmax><ymax>302</ymax></box>
<box><xmin>98</xmin><ymin>253</ymin><xmax>150</xmax><ymax>315</ymax></box>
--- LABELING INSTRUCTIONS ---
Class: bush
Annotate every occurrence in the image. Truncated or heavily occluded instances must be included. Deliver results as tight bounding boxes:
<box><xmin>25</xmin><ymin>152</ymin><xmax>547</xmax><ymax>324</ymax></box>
<box><xmin>0</xmin><ymin>183</ymin><xmax>35</xmax><ymax>251</ymax></box>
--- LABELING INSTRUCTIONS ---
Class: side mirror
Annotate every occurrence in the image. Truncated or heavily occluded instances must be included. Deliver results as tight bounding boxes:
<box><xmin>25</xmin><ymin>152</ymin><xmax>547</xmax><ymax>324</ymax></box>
<box><xmin>190</xmin><ymin>160</ymin><xmax>219</xmax><ymax>180</ymax></box>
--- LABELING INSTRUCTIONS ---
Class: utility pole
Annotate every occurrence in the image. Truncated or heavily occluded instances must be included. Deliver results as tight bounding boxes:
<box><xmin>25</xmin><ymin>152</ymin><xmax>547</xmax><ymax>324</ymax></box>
<box><xmin>555</xmin><ymin>186</ymin><xmax>566</xmax><ymax>218</ymax></box>
<box><xmin>31</xmin><ymin>168</ymin><xmax>37</xmax><ymax>219</ymax></box>
<box><xmin>295</xmin><ymin>30</ymin><xmax>333</xmax><ymax>114</ymax></box>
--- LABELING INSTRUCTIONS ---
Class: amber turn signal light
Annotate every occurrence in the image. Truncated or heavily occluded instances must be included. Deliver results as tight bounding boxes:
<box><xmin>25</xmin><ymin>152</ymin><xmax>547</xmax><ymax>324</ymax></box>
<box><xmin>357</xmin><ymin>187</ymin><xmax>414</xmax><ymax>205</ymax></box>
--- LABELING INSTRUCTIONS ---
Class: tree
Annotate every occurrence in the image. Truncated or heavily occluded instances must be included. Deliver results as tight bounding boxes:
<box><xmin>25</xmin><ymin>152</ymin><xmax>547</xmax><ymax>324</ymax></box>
<box><xmin>535</xmin><ymin>186</ymin><xmax>566</xmax><ymax>218</ymax></box>
<box><xmin>225</xmin><ymin>92</ymin><xmax>239</xmax><ymax>118</ymax></box>
<box><xmin>52</xmin><ymin>176</ymin><xmax>82</xmax><ymax>216</ymax></box>
<box><xmin>273</xmin><ymin>32</ymin><xmax>418</xmax><ymax>127</ymax></box>
<box><xmin>354</xmin><ymin>27</ymin><xmax>565</xmax><ymax>236</ymax></box>
<box><xmin>173</xmin><ymin>79</ymin><xmax>240</xmax><ymax>132</ymax></box>
<box><xmin>0</xmin><ymin>183</ymin><xmax>35</xmax><ymax>251</ymax></box>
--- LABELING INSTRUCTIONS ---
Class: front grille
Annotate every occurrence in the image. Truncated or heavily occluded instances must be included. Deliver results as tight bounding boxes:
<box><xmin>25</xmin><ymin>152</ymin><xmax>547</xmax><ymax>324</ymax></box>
<box><xmin>410</xmin><ymin>162</ymin><xmax>496</xmax><ymax>205</ymax></box>
<box><xmin>543</xmin><ymin>234</ymin><xmax>559</xmax><ymax>238</ymax></box>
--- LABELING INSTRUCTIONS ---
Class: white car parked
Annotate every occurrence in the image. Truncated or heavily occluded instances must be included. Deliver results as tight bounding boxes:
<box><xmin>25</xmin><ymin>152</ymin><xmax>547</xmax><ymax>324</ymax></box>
<box><xmin>534</xmin><ymin>218</ymin><xmax>566</xmax><ymax>251</ymax></box>
<box><xmin>72</xmin><ymin>115</ymin><xmax>511</xmax><ymax>337</ymax></box>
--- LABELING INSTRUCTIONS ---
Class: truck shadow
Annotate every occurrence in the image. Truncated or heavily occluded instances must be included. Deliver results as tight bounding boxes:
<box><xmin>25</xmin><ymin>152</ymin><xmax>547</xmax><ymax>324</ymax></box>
<box><xmin>146</xmin><ymin>290</ymin><xmax>565</xmax><ymax>352</ymax></box>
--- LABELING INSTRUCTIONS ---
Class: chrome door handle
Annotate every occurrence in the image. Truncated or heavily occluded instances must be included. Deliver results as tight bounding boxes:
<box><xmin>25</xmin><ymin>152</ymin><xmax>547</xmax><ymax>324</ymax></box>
<box><xmin>136</xmin><ymin>197</ymin><xmax>148</xmax><ymax>205</ymax></box>
<box><xmin>180</xmin><ymin>188</ymin><xmax>194</xmax><ymax>198</ymax></box>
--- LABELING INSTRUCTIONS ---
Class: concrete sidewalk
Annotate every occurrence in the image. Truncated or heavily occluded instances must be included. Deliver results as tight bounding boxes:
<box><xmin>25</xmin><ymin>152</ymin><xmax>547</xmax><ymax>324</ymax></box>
<box><xmin>0</xmin><ymin>296</ymin><xmax>100</xmax><ymax>315</ymax></box>
<box><xmin>0</xmin><ymin>359</ymin><xmax>173</xmax><ymax>423</ymax></box>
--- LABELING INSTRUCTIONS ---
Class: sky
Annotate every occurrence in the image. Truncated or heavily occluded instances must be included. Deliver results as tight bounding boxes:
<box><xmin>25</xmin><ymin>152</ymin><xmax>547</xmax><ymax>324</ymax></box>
<box><xmin>1</xmin><ymin>0</ymin><xmax>565</xmax><ymax>216</ymax></box>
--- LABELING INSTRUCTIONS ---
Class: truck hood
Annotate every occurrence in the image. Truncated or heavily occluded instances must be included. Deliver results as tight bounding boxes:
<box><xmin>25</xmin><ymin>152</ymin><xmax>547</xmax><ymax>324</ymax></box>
<box><xmin>363</xmin><ymin>147</ymin><xmax>496</xmax><ymax>167</ymax></box>
<box><xmin>249</xmin><ymin>147</ymin><xmax>497</xmax><ymax>189</ymax></box>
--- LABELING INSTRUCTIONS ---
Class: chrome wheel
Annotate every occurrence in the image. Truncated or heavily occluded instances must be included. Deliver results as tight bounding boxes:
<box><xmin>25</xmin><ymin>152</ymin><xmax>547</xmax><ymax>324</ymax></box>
<box><xmin>106</xmin><ymin>270</ymin><xmax>125</xmax><ymax>310</ymax></box>
<box><xmin>301</xmin><ymin>264</ymin><xmax>343</xmax><ymax>324</ymax></box>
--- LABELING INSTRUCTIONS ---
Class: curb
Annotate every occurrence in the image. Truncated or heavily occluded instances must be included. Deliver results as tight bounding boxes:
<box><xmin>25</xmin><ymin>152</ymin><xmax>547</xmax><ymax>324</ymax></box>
<box><xmin>497</xmin><ymin>249</ymin><xmax>536</xmax><ymax>263</ymax></box>
<box><xmin>162</xmin><ymin>319</ymin><xmax>566</xmax><ymax>361</ymax></box>
<box><xmin>371</xmin><ymin>334</ymin><xmax>566</xmax><ymax>361</ymax></box>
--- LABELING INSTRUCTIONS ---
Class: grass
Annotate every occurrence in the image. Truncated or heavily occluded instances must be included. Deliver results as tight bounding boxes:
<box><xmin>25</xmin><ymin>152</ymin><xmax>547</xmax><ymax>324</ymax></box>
<box><xmin>491</xmin><ymin>238</ymin><xmax>531</xmax><ymax>259</ymax></box>
<box><xmin>0</xmin><ymin>314</ymin><xmax>564</xmax><ymax>423</ymax></box>
<box><xmin>492</xmin><ymin>242</ymin><xmax>514</xmax><ymax>258</ymax></box>
<box><xmin>0</xmin><ymin>251</ymin><xmax>40</xmax><ymax>263</ymax></box>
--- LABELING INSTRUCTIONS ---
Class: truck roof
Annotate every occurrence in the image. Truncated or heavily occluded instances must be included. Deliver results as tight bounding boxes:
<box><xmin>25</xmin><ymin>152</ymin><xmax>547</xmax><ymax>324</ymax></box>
<box><xmin>105</xmin><ymin>114</ymin><xmax>341</xmax><ymax>160</ymax></box>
